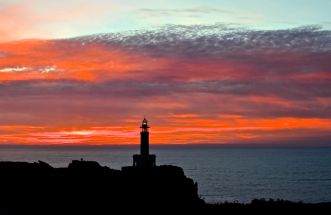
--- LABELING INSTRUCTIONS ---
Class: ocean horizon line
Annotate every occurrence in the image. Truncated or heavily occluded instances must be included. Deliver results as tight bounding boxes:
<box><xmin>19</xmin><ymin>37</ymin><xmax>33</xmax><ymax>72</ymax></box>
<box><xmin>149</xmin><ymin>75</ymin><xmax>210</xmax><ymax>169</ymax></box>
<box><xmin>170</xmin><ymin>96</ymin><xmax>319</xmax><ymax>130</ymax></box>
<box><xmin>0</xmin><ymin>143</ymin><xmax>330</xmax><ymax>149</ymax></box>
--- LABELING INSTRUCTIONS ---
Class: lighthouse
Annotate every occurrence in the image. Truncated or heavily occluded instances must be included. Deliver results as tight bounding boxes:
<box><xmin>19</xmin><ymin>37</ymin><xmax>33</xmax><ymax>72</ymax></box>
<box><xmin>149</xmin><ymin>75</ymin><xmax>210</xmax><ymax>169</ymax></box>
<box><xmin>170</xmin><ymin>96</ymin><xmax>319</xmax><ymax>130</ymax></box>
<box><xmin>140</xmin><ymin>118</ymin><xmax>149</xmax><ymax>156</ymax></box>
<box><xmin>133</xmin><ymin>118</ymin><xmax>156</xmax><ymax>168</ymax></box>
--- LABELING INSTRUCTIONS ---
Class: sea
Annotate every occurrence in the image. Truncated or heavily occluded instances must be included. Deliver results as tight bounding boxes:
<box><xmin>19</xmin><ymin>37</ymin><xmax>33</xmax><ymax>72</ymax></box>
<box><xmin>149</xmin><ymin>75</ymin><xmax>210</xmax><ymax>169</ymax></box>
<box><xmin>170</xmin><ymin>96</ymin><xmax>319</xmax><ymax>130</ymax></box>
<box><xmin>0</xmin><ymin>145</ymin><xmax>331</xmax><ymax>203</ymax></box>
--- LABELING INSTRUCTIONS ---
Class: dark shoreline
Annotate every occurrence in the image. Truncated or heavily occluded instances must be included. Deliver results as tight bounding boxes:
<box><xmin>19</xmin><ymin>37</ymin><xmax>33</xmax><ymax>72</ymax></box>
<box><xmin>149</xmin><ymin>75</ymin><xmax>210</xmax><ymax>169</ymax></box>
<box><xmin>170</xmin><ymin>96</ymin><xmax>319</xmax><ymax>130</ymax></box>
<box><xmin>206</xmin><ymin>199</ymin><xmax>331</xmax><ymax>209</ymax></box>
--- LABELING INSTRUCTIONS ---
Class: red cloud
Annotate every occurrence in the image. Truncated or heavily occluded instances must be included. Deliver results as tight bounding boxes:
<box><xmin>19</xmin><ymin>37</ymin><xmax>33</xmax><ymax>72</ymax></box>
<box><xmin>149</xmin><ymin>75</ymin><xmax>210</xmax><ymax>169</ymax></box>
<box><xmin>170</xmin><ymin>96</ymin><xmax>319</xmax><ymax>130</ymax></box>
<box><xmin>0</xmin><ymin>26</ymin><xmax>331</xmax><ymax>145</ymax></box>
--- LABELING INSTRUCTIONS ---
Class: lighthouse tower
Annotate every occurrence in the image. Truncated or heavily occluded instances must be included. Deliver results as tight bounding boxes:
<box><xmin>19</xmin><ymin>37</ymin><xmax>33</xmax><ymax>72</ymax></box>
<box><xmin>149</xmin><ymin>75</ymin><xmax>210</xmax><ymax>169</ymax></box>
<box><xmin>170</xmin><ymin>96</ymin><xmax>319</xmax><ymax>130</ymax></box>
<box><xmin>140</xmin><ymin>118</ymin><xmax>149</xmax><ymax>156</ymax></box>
<box><xmin>133</xmin><ymin>118</ymin><xmax>156</xmax><ymax>168</ymax></box>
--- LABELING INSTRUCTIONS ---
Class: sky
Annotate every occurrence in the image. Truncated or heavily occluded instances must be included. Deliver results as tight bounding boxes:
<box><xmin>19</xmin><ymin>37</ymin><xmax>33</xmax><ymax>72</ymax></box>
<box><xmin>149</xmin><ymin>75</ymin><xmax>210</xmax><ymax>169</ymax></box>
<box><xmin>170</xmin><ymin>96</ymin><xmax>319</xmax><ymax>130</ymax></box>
<box><xmin>0</xmin><ymin>0</ymin><xmax>331</xmax><ymax>145</ymax></box>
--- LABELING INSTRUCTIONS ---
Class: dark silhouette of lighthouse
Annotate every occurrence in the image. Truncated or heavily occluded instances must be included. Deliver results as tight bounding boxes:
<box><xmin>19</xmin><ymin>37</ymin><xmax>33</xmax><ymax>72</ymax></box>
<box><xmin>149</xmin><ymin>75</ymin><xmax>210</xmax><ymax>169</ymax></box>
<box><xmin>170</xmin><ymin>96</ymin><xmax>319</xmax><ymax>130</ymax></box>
<box><xmin>140</xmin><ymin>118</ymin><xmax>149</xmax><ymax>156</ymax></box>
<box><xmin>133</xmin><ymin>118</ymin><xmax>156</xmax><ymax>168</ymax></box>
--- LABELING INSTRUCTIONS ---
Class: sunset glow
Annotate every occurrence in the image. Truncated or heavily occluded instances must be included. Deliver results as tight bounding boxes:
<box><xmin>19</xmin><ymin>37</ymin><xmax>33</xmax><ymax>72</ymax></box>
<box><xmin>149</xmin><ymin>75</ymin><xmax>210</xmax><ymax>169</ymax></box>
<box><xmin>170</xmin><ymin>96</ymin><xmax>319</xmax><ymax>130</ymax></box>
<box><xmin>1</xmin><ymin>0</ymin><xmax>331</xmax><ymax>145</ymax></box>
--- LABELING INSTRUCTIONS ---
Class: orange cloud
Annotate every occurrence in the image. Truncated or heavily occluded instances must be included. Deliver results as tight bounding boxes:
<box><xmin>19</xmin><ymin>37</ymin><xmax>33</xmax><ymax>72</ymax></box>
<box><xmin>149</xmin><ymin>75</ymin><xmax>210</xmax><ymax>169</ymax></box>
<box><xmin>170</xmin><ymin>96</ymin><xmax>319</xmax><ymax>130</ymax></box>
<box><xmin>1</xmin><ymin>117</ymin><xmax>330</xmax><ymax>145</ymax></box>
<box><xmin>1</xmin><ymin>26</ymin><xmax>331</xmax><ymax>146</ymax></box>
<box><xmin>0</xmin><ymin>39</ymin><xmax>174</xmax><ymax>81</ymax></box>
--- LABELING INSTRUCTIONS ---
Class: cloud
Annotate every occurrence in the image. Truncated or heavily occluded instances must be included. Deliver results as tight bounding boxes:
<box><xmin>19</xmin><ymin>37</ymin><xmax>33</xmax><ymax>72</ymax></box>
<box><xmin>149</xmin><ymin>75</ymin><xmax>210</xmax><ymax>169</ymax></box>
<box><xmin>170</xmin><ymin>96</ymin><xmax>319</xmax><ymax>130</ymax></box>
<box><xmin>0</xmin><ymin>66</ymin><xmax>30</xmax><ymax>73</ymax></box>
<box><xmin>0</xmin><ymin>65</ymin><xmax>57</xmax><ymax>73</ymax></box>
<box><xmin>77</xmin><ymin>24</ymin><xmax>331</xmax><ymax>56</ymax></box>
<box><xmin>137</xmin><ymin>7</ymin><xmax>232</xmax><ymax>17</ymax></box>
<box><xmin>1</xmin><ymin>78</ymin><xmax>330</xmax><ymax>99</ymax></box>
<box><xmin>0</xmin><ymin>24</ymin><xmax>331</xmax><ymax>144</ymax></box>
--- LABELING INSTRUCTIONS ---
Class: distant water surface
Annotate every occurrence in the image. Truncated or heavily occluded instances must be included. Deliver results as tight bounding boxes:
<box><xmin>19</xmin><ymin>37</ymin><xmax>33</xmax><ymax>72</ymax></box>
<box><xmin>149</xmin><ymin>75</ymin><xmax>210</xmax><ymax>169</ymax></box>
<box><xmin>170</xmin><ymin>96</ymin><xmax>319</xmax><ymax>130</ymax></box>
<box><xmin>0</xmin><ymin>145</ymin><xmax>331</xmax><ymax>203</ymax></box>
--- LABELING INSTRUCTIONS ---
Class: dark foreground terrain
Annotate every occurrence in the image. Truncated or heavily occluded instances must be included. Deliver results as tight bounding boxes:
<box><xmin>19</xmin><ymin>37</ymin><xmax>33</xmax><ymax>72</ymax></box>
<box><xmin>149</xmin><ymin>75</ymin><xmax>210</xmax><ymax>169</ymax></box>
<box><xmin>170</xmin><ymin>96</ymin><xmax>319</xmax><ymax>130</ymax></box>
<box><xmin>0</xmin><ymin>160</ymin><xmax>203</xmax><ymax>214</ymax></box>
<box><xmin>0</xmin><ymin>160</ymin><xmax>330</xmax><ymax>214</ymax></box>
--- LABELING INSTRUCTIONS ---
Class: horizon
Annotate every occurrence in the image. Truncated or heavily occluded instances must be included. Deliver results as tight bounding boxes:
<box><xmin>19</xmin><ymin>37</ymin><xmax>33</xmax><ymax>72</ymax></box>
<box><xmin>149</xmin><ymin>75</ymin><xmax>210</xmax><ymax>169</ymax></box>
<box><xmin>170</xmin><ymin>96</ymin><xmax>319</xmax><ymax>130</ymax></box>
<box><xmin>1</xmin><ymin>0</ymin><xmax>331</xmax><ymax>146</ymax></box>
<box><xmin>1</xmin><ymin>141</ymin><xmax>331</xmax><ymax>149</ymax></box>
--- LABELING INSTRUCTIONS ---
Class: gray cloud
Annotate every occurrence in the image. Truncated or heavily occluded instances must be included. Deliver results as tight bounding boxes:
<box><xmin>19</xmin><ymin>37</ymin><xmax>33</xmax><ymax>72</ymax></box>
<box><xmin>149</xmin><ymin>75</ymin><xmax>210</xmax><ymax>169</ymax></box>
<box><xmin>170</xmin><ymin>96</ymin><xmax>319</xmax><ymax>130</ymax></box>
<box><xmin>1</xmin><ymin>78</ymin><xmax>330</xmax><ymax>98</ymax></box>
<box><xmin>71</xmin><ymin>24</ymin><xmax>331</xmax><ymax>57</ymax></box>
<box><xmin>1</xmin><ymin>77</ymin><xmax>330</xmax><ymax>120</ymax></box>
